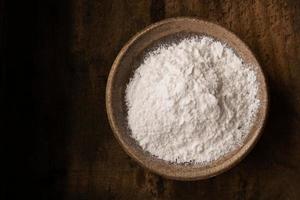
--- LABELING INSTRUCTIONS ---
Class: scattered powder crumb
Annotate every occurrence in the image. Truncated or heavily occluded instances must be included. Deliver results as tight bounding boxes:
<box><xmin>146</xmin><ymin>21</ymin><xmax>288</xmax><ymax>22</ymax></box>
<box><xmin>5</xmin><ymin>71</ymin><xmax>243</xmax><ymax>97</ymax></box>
<box><xmin>125</xmin><ymin>36</ymin><xmax>260</xmax><ymax>164</ymax></box>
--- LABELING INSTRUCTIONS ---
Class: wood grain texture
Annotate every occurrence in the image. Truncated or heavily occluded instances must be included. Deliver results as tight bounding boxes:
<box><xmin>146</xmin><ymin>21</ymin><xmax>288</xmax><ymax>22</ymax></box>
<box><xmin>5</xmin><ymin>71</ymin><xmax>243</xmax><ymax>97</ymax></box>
<box><xmin>2</xmin><ymin>0</ymin><xmax>300</xmax><ymax>199</ymax></box>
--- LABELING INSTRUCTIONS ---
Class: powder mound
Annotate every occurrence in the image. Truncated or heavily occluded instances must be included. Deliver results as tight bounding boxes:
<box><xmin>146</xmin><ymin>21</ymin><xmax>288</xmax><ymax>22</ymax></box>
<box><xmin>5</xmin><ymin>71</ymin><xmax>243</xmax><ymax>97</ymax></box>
<box><xmin>125</xmin><ymin>36</ymin><xmax>260</xmax><ymax>164</ymax></box>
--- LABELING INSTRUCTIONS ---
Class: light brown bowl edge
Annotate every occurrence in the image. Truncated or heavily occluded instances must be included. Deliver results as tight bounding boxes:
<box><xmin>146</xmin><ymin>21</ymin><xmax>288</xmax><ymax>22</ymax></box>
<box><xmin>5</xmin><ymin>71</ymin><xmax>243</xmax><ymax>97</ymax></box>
<box><xmin>106</xmin><ymin>17</ymin><xmax>269</xmax><ymax>181</ymax></box>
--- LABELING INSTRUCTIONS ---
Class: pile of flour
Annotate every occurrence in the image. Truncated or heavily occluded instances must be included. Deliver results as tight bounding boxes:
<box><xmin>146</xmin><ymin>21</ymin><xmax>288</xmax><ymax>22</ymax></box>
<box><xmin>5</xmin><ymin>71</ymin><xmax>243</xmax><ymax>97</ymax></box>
<box><xmin>125</xmin><ymin>36</ymin><xmax>260</xmax><ymax>164</ymax></box>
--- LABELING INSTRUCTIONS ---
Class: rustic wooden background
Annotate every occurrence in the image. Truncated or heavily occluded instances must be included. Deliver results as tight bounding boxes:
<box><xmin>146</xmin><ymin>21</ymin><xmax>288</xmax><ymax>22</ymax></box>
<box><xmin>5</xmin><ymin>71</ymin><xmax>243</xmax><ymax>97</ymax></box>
<box><xmin>2</xmin><ymin>0</ymin><xmax>300</xmax><ymax>199</ymax></box>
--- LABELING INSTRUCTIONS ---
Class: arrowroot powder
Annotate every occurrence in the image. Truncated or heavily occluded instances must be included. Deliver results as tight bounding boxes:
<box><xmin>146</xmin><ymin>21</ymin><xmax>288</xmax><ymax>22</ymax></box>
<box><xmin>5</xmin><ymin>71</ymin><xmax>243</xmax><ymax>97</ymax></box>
<box><xmin>125</xmin><ymin>36</ymin><xmax>260</xmax><ymax>164</ymax></box>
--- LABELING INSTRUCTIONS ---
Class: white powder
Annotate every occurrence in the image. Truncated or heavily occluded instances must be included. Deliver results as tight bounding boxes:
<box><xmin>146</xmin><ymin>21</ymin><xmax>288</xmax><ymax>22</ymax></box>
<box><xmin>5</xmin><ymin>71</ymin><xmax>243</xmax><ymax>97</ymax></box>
<box><xmin>125</xmin><ymin>36</ymin><xmax>260</xmax><ymax>164</ymax></box>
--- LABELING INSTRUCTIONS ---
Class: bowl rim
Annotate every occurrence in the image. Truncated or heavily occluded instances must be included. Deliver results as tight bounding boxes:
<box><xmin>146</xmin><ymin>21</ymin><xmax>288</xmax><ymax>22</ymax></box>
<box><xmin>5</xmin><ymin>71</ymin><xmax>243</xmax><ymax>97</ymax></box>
<box><xmin>106</xmin><ymin>17</ymin><xmax>269</xmax><ymax>181</ymax></box>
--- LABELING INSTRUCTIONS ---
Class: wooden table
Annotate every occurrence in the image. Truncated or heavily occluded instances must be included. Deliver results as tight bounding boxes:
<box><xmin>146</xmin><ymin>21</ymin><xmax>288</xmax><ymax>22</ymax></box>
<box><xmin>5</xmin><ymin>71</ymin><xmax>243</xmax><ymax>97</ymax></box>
<box><xmin>2</xmin><ymin>0</ymin><xmax>300</xmax><ymax>199</ymax></box>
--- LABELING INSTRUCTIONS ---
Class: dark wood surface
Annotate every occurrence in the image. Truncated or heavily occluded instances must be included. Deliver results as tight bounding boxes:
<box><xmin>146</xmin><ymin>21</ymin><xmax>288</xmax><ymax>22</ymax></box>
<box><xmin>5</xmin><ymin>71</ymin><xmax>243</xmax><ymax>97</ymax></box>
<box><xmin>2</xmin><ymin>0</ymin><xmax>300</xmax><ymax>199</ymax></box>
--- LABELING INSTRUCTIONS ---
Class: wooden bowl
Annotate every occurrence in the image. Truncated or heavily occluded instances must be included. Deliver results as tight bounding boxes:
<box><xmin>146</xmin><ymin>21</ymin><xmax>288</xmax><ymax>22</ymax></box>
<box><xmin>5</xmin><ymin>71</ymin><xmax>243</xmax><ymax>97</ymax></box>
<box><xmin>106</xmin><ymin>18</ymin><xmax>268</xmax><ymax>180</ymax></box>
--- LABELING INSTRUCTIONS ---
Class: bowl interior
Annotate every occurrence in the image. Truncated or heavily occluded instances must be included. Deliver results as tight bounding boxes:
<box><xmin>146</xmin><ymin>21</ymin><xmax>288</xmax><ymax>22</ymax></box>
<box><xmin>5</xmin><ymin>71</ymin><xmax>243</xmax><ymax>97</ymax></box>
<box><xmin>106</xmin><ymin>18</ymin><xmax>268</xmax><ymax>180</ymax></box>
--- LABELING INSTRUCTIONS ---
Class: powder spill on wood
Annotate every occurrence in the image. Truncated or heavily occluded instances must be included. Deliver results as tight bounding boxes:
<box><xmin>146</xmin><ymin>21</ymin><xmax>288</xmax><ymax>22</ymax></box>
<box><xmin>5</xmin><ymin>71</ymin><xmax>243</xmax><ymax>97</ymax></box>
<box><xmin>125</xmin><ymin>36</ymin><xmax>260</xmax><ymax>164</ymax></box>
